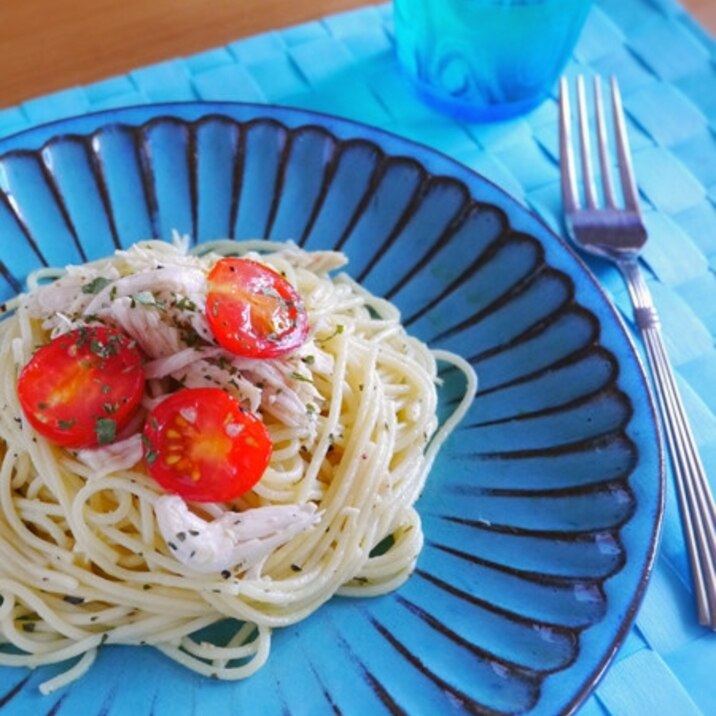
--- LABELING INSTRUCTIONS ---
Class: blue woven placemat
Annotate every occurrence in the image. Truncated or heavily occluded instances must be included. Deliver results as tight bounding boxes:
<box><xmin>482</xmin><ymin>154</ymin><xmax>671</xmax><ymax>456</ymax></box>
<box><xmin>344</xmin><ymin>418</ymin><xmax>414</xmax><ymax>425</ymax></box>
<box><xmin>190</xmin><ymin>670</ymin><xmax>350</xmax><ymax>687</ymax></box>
<box><xmin>1</xmin><ymin>1</ymin><xmax>715</xmax><ymax>713</ymax></box>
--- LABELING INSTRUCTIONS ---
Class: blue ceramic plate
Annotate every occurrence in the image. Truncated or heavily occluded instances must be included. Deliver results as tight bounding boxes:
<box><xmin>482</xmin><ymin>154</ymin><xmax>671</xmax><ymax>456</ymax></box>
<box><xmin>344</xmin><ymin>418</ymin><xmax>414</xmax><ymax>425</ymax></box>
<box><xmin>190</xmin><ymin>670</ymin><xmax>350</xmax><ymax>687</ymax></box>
<box><xmin>0</xmin><ymin>103</ymin><xmax>662</xmax><ymax>716</ymax></box>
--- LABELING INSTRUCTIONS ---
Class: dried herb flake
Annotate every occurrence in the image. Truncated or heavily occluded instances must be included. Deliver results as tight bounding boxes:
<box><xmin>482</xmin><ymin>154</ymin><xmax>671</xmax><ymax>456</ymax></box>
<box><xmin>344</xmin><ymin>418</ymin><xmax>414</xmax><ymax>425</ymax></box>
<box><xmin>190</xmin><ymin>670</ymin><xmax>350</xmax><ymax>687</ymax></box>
<box><xmin>81</xmin><ymin>277</ymin><xmax>112</xmax><ymax>295</ymax></box>
<box><xmin>95</xmin><ymin>418</ymin><xmax>117</xmax><ymax>445</ymax></box>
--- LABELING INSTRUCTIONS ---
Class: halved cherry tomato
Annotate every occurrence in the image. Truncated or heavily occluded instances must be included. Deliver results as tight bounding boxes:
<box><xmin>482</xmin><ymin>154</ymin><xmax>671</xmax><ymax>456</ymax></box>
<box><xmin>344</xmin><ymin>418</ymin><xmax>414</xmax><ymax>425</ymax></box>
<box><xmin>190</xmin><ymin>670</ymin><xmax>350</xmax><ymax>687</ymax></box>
<box><xmin>17</xmin><ymin>326</ymin><xmax>145</xmax><ymax>448</ymax></box>
<box><xmin>142</xmin><ymin>387</ymin><xmax>272</xmax><ymax>502</ymax></box>
<box><xmin>206</xmin><ymin>257</ymin><xmax>308</xmax><ymax>358</ymax></box>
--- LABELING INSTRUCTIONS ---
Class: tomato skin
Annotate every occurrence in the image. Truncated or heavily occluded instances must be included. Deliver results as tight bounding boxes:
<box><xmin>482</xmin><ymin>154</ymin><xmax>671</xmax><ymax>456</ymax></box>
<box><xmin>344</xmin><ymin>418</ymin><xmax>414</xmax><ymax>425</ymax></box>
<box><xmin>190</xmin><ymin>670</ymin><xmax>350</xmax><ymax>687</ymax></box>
<box><xmin>142</xmin><ymin>387</ymin><xmax>272</xmax><ymax>502</ymax></box>
<box><xmin>17</xmin><ymin>326</ymin><xmax>145</xmax><ymax>448</ymax></box>
<box><xmin>206</xmin><ymin>257</ymin><xmax>308</xmax><ymax>358</ymax></box>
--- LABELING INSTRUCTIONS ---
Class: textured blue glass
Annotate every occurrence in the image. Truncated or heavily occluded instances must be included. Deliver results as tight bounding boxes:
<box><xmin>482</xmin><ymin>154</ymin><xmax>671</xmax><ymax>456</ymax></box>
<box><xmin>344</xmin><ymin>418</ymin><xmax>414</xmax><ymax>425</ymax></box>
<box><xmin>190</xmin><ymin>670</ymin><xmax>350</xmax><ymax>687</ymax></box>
<box><xmin>393</xmin><ymin>0</ymin><xmax>593</xmax><ymax>120</ymax></box>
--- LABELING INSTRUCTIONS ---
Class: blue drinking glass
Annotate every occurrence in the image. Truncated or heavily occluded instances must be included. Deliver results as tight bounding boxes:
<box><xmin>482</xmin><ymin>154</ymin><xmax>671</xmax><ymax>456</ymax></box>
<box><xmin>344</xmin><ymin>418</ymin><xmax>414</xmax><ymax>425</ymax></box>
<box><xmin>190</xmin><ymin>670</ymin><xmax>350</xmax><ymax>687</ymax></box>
<box><xmin>393</xmin><ymin>0</ymin><xmax>593</xmax><ymax>121</ymax></box>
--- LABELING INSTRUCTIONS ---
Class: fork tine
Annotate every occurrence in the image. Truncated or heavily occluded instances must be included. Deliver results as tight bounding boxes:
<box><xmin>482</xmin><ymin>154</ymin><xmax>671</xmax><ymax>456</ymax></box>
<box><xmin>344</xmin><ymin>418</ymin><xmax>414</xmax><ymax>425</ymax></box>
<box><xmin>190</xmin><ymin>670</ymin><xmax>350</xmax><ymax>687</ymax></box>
<box><xmin>559</xmin><ymin>77</ymin><xmax>580</xmax><ymax>213</ymax></box>
<box><xmin>576</xmin><ymin>76</ymin><xmax>599</xmax><ymax>209</ymax></box>
<box><xmin>593</xmin><ymin>77</ymin><xmax>618</xmax><ymax>208</ymax></box>
<box><xmin>610</xmin><ymin>76</ymin><xmax>641</xmax><ymax>212</ymax></box>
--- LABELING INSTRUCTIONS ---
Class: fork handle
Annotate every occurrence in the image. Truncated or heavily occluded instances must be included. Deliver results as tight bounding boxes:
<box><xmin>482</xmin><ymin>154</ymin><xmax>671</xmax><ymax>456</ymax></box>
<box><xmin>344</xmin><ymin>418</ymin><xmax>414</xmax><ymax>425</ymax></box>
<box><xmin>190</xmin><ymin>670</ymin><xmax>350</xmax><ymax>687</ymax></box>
<box><xmin>621</xmin><ymin>260</ymin><xmax>716</xmax><ymax>627</ymax></box>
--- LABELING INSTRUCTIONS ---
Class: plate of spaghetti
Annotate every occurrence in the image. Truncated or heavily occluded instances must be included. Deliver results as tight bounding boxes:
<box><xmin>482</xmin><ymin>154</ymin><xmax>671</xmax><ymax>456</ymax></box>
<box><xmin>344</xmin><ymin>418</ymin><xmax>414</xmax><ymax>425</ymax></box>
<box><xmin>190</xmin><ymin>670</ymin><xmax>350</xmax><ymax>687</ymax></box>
<box><xmin>0</xmin><ymin>103</ymin><xmax>662</xmax><ymax>716</ymax></box>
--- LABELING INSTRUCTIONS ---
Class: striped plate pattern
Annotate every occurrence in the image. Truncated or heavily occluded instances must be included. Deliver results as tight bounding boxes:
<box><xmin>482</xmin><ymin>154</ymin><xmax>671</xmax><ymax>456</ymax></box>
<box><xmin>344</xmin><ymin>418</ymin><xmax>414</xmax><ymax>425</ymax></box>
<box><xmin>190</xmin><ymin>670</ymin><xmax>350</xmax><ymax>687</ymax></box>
<box><xmin>0</xmin><ymin>106</ymin><xmax>662</xmax><ymax>716</ymax></box>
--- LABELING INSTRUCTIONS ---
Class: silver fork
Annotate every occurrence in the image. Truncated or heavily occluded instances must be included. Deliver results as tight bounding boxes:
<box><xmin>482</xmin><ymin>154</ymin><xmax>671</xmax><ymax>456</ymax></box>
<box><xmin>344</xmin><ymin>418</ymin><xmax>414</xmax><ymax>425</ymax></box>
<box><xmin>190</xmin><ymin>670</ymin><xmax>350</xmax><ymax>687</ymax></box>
<box><xmin>559</xmin><ymin>74</ymin><xmax>716</xmax><ymax>628</ymax></box>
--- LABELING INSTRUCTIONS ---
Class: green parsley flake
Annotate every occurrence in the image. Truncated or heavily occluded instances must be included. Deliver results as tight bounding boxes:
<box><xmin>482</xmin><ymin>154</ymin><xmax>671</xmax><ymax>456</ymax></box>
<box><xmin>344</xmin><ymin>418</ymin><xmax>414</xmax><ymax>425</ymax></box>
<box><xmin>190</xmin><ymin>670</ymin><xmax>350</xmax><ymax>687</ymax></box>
<box><xmin>319</xmin><ymin>324</ymin><xmax>345</xmax><ymax>343</ymax></box>
<box><xmin>369</xmin><ymin>533</ymin><xmax>396</xmax><ymax>558</ymax></box>
<box><xmin>290</xmin><ymin>372</ymin><xmax>314</xmax><ymax>384</ymax></box>
<box><xmin>95</xmin><ymin>418</ymin><xmax>117</xmax><ymax>445</ymax></box>
<box><xmin>133</xmin><ymin>291</ymin><xmax>157</xmax><ymax>306</ymax></box>
<box><xmin>173</xmin><ymin>295</ymin><xmax>197</xmax><ymax>311</ymax></box>
<box><xmin>81</xmin><ymin>277</ymin><xmax>113</xmax><ymax>295</ymax></box>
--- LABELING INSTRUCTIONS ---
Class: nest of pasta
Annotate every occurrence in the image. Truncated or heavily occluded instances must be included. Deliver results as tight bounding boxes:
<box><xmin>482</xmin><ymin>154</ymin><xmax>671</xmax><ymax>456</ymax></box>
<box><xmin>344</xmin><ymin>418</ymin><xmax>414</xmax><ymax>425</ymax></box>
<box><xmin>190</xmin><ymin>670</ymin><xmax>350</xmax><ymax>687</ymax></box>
<box><xmin>0</xmin><ymin>238</ymin><xmax>475</xmax><ymax>692</ymax></box>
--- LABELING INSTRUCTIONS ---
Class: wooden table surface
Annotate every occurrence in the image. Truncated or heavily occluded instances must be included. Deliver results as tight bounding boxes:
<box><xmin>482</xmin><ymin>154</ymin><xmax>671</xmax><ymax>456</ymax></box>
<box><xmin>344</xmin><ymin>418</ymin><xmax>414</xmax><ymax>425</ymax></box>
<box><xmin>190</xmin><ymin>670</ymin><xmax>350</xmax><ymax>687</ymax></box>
<box><xmin>0</xmin><ymin>0</ymin><xmax>713</xmax><ymax>111</ymax></box>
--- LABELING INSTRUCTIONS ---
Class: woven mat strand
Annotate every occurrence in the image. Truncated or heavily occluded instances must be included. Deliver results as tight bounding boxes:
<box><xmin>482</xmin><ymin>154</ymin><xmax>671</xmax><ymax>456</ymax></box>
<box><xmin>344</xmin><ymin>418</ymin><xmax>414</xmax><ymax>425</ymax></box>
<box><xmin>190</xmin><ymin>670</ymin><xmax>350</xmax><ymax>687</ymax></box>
<box><xmin>1</xmin><ymin>1</ymin><xmax>715</xmax><ymax>714</ymax></box>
